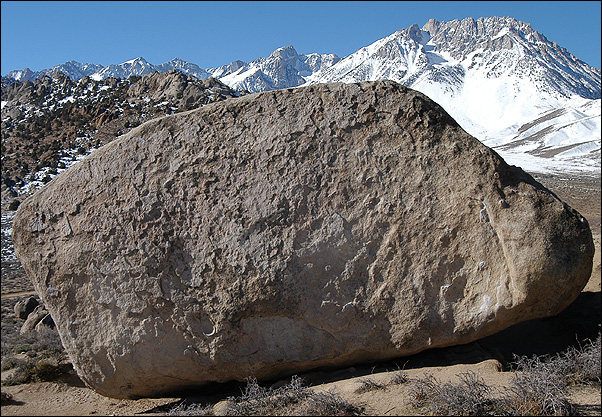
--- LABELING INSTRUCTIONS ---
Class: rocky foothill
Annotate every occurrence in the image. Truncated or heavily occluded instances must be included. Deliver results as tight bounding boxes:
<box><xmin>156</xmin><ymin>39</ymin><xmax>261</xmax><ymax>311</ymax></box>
<box><xmin>12</xmin><ymin>80</ymin><xmax>594</xmax><ymax>398</ymax></box>
<box><xmin>1</xmin><ymin>70</ymin><xmax>241</xmax><ymax>207</ymax></box>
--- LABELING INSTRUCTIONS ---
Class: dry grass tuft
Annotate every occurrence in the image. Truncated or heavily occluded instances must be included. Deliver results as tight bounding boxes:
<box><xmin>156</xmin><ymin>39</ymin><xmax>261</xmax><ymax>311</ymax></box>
<box><xmin>389</xmin><ymin>370</ymin><xmax>409</xmax><ymax>385</ymax></box>
<box><xmin>354</xmin><ymin>377</ymin><xmax>387</xmax><ymax>394</ymax></box>
<box><xmin>406</xmin><ymin>371</ymin><xmax>498</xmax><ymax>416</ymax></box>
<box><xmin>405</xmin><ymin>334</ymin><xmax>601</xmax><ymax>416</ymax></box>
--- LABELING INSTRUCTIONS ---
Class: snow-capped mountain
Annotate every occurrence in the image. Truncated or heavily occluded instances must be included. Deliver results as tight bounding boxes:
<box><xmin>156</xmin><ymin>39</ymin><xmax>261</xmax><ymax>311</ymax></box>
<box><xmin>88</xmin><ymin>57</ymin><xmax>214</xmax><ymax>82</ymax></box>
<box><xmin>156</xmin><ymin>57</ymin><xmax>211</xmax><ymax>80</ymax></box>
<box><xmin>89</xmin><ymin>57</ymin><xmax>158</xmax><ymax>80</ymax></box>
<box><xmin>305</xmin><ymin>17</ymin><xmax>601</xmax><ymax>176</ymax></box>
<box><xmin>4</xmin><ymin>61</ymin><xmax>104</xmax><ymax>85</ymax></box>
<box><xmin>3</xmin><ymin>49</ymin><xmax>340</xmax><ymax>93</ymax></box>
<box><xmin>207</xmin><ymin>46</ymin><xmax>340</xmax><ymax>92</ymax></box>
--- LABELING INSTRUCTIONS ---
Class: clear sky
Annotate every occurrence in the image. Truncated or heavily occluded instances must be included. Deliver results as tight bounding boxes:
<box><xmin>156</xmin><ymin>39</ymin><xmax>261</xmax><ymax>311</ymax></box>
<box><xmin>2</xmin><ymin>1</ymin><xmax>601</xmax><ymax>75</ymax></box>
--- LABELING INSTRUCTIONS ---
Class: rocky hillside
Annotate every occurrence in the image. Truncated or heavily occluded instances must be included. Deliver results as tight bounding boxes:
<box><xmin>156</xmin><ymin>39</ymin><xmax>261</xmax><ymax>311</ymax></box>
<box><xmin>1</xmin><ymin>70</ymin><xmax>241</xmax><ymax>202</ymax></box>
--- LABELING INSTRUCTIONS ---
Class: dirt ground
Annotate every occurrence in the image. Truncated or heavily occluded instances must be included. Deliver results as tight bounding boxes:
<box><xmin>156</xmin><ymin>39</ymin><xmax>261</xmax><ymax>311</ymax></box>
<box><xmin>1</xmin><ymin>172</ymin><xmax>600</xmax><ymax>416</ymax></box>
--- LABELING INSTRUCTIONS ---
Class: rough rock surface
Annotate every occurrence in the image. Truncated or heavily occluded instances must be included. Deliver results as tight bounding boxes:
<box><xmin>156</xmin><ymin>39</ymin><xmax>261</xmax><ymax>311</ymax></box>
<box><xmin>12</xmin><ymin>81</ymin><xmax>593</xmax><ymax>398</ymax></box>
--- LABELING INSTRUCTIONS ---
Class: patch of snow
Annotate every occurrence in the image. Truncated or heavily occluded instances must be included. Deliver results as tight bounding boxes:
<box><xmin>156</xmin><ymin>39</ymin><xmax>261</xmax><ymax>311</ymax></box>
<box><xmin>58</xmin><ymin>95</ymin><xmax>75</xmax><ymax>104</ymax></box>
<box><xmin>492</xmin><ymin>27</ymin><xmax>510</xmax><ymax>40</ymax></box>
<box><xmin>17</xmin><ymin>146</ymin><xmax>98</xmax><ymax>196</ymax></box>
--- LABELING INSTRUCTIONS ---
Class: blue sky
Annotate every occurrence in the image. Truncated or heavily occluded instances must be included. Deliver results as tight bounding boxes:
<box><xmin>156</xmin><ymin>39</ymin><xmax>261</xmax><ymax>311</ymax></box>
<box><xmin>2</xmin><ymin>1</ymin><xmax>601</xmax><ymax>75</ymax></box>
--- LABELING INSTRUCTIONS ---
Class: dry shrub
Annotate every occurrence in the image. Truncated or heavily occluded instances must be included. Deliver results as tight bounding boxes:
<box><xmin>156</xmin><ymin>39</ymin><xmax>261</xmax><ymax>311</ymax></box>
<box><xmin>33</xmin><ymin>357</ymin><xmax>72</xmax><ymax>381</ymax></box>
<box><xmin>389</xmin><ymin>370</ymin><xmax>409</xmax><ymax>385</ymax></box>
<box><xmin>553</xmin><ymin>334</ymin><xmax>601</xmax><ymax>386</ymax></box>
<box><xmin>1</xmin><ymin>356</ymin><xmax>23</xmax><ymax>372</ymax></box>
<box><xmin>291</xmin><ymin>389</ymin><xmax>364</xmax><ymax>416</ymax></box>
<box><xmin>2</xmin><ymin>339</ymin><xmax>71</xmax><ymax>386</ymax></box>
<box><xmin>406</xmin><ymin>371</ymin><xmax>498</xmax><ymax>416</ymax></box>
<box><xmin>406</xmin><ymin>373</ymin><xmax>438</xmax><ymax>409</ymax></box>
<box><xmin>354</xmin><ymin>377</ymin><xmax>387</xmax><ymax>394</ymax></box>
<box><xmin>498</xmin><ymin>334</ymin><xmax>601</xmax><ymax>416</ymax></box>
<box><xmin>405</xmin><ymin>335</ymin><xmax>601</xmax><ymax>416</ymax></box>
<box><xmin>169</xmin><ymin>375</ymin><xmax>363</xmax><ymax>416</ymax></box>
<box><xmin>500</xmin><ymin>368</ymin><xmax>574</xmax><ymax>416</ymax></box>
<box><xmin>2</xmin><ymin>327</ymin><xmax>64</xmax><ymax>357</ymax></box>
<box><xmin>168</xmin><ymin>401</ymin><xmax>214</xmax><ymax>416</ymax></box>
<box><xmin>1</xmin><ymin>326</ymin><xmax>69</xmax><ymax>386</ymax></box>
<box><xmin>2</xmin><ymin>355</ymin><xmax>72</xmax><ymax>386</ymax></box>
<box><xmin>224</xmin><ymin>376</ymin><xmax>309</xmax><ymax>415</ymax></box>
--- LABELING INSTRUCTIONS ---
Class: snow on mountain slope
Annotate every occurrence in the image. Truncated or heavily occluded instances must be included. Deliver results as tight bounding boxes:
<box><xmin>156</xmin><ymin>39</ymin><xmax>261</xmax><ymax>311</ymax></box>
<box><xmin>89</xmin><ymin>57</ymin><xmax>157</xmax><ymax>80</ymax></box>
<box><xmin>5</xmin><ymin>61</ymin><xmax>104</xmax><ymax>84</ymax></box>
<box><xmin>305</xmin><ymin>16</ymin><xmax>601</xmax><ymax>176</ymax></box>
<box><xmin>3</xmin><ymin>48</ymin><xmax>340</xmax><ymax>94</ymax></box>
<box><xmin>156</xmin><ymin>57</ymin><xmax>211</xmax><ymax>80</ymax></box>
<box><xmin>491</xmin><ymin>98</ymin><xmax>601</xmax><ymax>174</ymax></box>
<box><xmin>208</xmin><ymin>46</ymin><xmax>340</xmax><ymax>92</ymax></box>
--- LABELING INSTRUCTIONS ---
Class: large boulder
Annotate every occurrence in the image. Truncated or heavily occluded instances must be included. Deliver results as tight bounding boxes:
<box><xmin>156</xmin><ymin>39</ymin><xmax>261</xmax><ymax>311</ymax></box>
<box><xmin>12</xmin><ymin>81</ymin><xmax>593</xmax><ymax>398</ymax></box>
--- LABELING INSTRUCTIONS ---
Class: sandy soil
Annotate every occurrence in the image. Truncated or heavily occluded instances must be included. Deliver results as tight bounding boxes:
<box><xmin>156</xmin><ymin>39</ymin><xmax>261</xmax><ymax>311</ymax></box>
<box><xmin>1</xmin><ymin>172</ymin><xmax>600</xmax><ymax>416</ymax></box>
<box><xmin>1</xmin><ymin>355</ymin><xmax>600</xmax><ymax>416</ymax></box>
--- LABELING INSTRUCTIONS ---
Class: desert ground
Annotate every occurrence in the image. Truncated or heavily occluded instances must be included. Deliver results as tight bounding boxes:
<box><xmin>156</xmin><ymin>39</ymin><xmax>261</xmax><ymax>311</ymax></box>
<box><xmin>1</xmin><ymin>172</ymin><xmax>600</xmax><ymax>416</ymax></box>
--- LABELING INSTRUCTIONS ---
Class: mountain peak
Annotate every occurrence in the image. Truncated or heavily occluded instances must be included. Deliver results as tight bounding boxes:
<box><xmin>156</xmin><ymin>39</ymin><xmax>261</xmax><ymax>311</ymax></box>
<box><xmin>270</xmin><ymin>45</ymin><xmax>299</xmax><ymax>60</ymax></box>
<box><xmin>121</xmin><ymin>57</ymin><xmax>148</xmax><ymax>65</ymax></box>
<box><xmin>406</xmin><ymin>23</ymin><xmax>424</xmax><ymax>42</ymax></box>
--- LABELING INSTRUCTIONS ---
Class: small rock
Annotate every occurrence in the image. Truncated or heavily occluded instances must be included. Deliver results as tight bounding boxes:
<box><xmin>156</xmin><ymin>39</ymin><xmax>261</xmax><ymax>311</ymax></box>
<box><xmin>14</xmin><ymin>296</ymin><xmax>39</xmax><ymax>320</ymax></box>
<box><xmin>478</xmin><ymin>359</ymin><xmax>504</xmax><ymax>373</ymax></box>
<box><xmin>213</xmin><ymin>400</ymin><xmax>235</xmax><ymax>416</ymax></box>
<box><xmin>8</xmin><ymin>199</ymin><xmax>21</xmax><ymax>211</ymax></box>
<box><xmin>1</xmin><ymin>391</ymin><xmax>14</xmax><ymax>405</ymax></box>
<box><xmin>34</xmin><ymin>314</ymin><xmax>55</xmax><ymax>332</ymax></box>
<box><xmin>20</xmin><ymin>305</ymin><xmax>48</xmax><ymax>335</ymax></box>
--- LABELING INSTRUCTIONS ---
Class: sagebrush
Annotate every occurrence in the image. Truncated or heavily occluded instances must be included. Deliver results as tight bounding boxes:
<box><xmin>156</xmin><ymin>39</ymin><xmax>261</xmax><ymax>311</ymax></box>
<box><xmin>169</xmin><ymin>375</ymin><xmax>364</xmax><ymax>416</ymax></box>
<box><xmin>406</xmin><ymin>334</ymin><xmax>600</xmax><ymax>416</ymax></box>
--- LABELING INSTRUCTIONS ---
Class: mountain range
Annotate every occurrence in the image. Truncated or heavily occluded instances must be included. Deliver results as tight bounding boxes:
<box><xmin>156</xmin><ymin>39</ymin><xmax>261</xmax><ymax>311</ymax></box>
<box><xmin>3</xmin><ymin>49</ymin><xmax>341</xmax><ymax>93</ymax></box>
<box><xmin>2</xmin><ymin>16</ymin><xmax>601</xmax><ymax>176</ymax></box>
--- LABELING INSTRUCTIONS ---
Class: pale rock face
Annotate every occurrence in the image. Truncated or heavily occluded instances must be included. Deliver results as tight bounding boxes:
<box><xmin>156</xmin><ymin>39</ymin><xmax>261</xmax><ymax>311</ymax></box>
<box><xmin>12</xmin><ymin>81</ymin><xmax>593</xmax><ymax>398</ymax></box>
<box><xmin>20</xmin><ymin>305</ymin><xmax>49</xmax><ymax>335</ymax></box>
